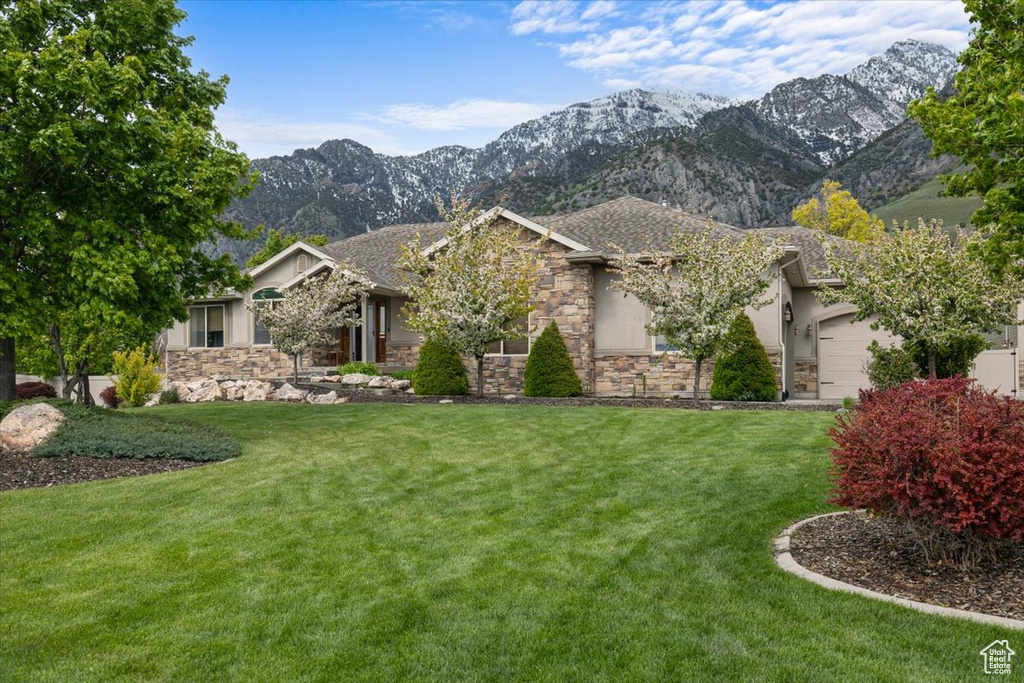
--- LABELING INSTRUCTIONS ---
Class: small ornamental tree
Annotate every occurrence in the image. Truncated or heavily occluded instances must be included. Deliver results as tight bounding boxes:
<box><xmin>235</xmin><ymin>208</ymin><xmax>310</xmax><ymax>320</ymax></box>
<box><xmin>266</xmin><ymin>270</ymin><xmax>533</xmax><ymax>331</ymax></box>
<box><xmin>829</xmin><ymin>378</ymin><xmax>1024</xmax><ymax>552</ymax></box>
<box><xmin>610</xmin><ymin>221</ymin><xmax>784</xmax><ymax>401</ymax></box>
<box><xmin>249</xmin><ymin>267</ymin><xmax>370</xmax><ymax>384</ymax></box>
<box><xmin>112</xmin><ymin>346</ymin><xmax>163</xmax><ymax>407</ymax></box>
<box><xmin>709</xmin><ymin>313</ymin><xmax>778</xmax><ymax>401</ymax></box>
<box><xmin>793</xmin><ymin>180</ymin><xmax>884</xmax><ymax>243</ymax></box>
<box><xmin>523</xmin><ymin>322</ymin><xmax>582</xmax><ymax>397</ymax></box>
<box><xmin>816</xmin><ymin>219</ymin><xmax>1024</xmax><ymax>378</ymax></box>
<box><xmin>413</xmin><ymin>338</ymin><xmax>468</xmax><ymax>396</ymax></box>
<box><xmin>399</xmin><ymin>195</ymin><xmax>538</xmax><ymax>397</ymax></box>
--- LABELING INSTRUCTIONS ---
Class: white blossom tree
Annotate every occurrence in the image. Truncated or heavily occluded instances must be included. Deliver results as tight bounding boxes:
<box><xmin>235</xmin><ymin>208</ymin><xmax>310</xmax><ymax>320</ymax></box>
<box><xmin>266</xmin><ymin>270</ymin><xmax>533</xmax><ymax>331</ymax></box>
<box><xmin>816</xmin><ymin>219</ymin><xmax>1024</xmax><ymax>379</ymax></box>
<box><xmin>398</xmin><ymin>195</ymin><xmax>538</xmax><ymax>396</ymax></box>
<box><xmin>610</xmin><ymin>222</ymin><xmax>785</xmax><ymax>401</ymax></box>
<box><xmin>249</xmin><ymin>266</ymin><xmax>371</xmax><ymax>384</ymax></box>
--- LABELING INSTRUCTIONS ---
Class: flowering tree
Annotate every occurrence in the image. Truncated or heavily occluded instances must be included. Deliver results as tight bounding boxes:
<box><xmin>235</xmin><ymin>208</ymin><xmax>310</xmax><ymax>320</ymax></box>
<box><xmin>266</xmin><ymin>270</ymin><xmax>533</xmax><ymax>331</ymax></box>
<box><xmin>249</xmin><ymin>267</ymin><xmax>370</xmax><ymax>384</ymax></box>
<box><xmin>398</xmin><ymin>195</ymin><xmax>538</xmax><ymax>396</ymax></box>
<box><xmin>792</xmin><ymin>180</ymin><xmax>884</xmax><ymax>243</ymax></box>
<box><xmin>610</xmin><ymin>222</ymin><xmax>785</xmax><ymax>401</ymax></box>
<box><xmin>816</xmin><ymin>219</ymin><xmax>1024</xmax><ymax>378</ymax></box>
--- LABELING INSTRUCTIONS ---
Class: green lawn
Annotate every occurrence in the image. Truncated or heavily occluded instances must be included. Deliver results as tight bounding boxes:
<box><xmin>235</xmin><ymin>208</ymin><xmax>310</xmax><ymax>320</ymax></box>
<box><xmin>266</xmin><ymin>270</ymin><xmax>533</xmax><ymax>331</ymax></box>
<box><xmin>0</xmin><ymin>403</ymin><xmax>1003</xmax><ymax>682</ymax></box>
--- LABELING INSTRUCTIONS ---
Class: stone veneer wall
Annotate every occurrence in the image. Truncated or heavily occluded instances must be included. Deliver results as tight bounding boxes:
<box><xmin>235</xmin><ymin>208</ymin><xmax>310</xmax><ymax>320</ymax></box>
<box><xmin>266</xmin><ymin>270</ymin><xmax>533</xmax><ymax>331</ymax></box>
<box><xmin>593</xmin><ymin>350</ymin><xmax>784</xmax><ymax>398</ymax></box>
<box><xmin>166</xmin><ymin>347</ymin><xmax>312</xmax><ymax>381</ymax></box>
<box><xmin>386</xmin><ymin>343</ymin><xmax>419</xmax><ymax>370</ymax></box>
<box><xmin>793</xmin><ymin>359</ymin><xmax>817</xmax><ymax>396</ymax></box>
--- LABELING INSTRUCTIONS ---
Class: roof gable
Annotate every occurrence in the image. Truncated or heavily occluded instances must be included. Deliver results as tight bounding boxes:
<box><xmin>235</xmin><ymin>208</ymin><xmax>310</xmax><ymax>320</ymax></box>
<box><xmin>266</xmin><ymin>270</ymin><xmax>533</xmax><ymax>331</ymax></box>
<box><xmin>247</xmin><ymin>241</ymin><xmax>334</xmax><ymax>279</ymax></box>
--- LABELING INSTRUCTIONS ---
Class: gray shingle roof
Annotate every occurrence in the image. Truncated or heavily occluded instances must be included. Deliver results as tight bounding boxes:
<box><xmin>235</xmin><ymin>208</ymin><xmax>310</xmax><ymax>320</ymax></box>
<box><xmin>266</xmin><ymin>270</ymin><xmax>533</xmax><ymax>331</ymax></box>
<box><xmin>320</xmin><ymin>222</ymin><xmax>448</xmax><ymax>291</ymax></box>
<box><xmin>543</xmin><ymin>196</ymin><xmax>744</xmax><ymax>254</ymax></box>
<box><xmin>319</xmin><ymin>197</ymin><xmax>845</xmax><ymax>289</ymax></box>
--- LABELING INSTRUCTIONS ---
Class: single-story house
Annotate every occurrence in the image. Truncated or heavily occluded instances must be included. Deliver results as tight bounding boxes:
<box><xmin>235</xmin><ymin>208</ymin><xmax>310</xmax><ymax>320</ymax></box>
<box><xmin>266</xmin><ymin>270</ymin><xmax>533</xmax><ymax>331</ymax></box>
<box><xmin>165</xmin><ymin>196</ymin><xmax>1023</xmax><ymax>399</ymax></box>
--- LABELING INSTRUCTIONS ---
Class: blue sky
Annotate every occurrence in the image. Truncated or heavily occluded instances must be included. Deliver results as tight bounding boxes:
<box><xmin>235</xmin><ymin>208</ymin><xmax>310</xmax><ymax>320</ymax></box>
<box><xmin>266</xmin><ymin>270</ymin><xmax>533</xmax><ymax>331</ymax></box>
<box><xmin>179</xmin><ymin>0</ymin><xmax>972</xmax><ymax>159</ymax></box>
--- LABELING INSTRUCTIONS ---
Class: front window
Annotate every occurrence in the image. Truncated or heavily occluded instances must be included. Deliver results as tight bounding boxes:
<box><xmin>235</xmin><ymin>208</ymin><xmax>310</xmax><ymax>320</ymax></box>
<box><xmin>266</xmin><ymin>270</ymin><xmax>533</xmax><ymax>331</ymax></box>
<box><xmin>252</xmin><ymin>288</ymin><xmax>284</xmax><ymax>345</ymax></box>
<box><xmin>654</xmin><ymin>333</ymin><xmax>679</xmax><ymax>353</ymax></box>
<box><xmin>486</xmin><ymin>316</ymin><xmax>530</xmax><ymax>355</ymax></box>
<box><xmin>189</xmin><ymin>305</ymin><xmax>225</xmax><ymax>348</ymax></box>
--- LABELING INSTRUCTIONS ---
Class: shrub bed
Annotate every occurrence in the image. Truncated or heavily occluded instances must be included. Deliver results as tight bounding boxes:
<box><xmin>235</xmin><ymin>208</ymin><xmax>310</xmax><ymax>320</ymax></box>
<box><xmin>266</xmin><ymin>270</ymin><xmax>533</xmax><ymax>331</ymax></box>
<box><xmin>829</xmin><ymin>377</ymin><xmax>1024</xmax><ymax>548</ymax></box>
<box><xmin>32</xmin><ymin>402</ymin><xmax>239</xmax><ymax>462</ymax></box>
<box><xmin>336</xmin><ymin>361</ymin><xmax>380</xmax><ymax>376</ymax></box>
<box><xmin>15</xmin><ymin>382</ymin><xmax>56</xmax><ymax>400</ymax></box>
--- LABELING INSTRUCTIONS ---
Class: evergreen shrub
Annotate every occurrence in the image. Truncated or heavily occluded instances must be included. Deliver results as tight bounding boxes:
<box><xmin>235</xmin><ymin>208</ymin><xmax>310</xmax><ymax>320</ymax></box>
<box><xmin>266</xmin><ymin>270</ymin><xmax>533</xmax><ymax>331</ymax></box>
<box><xmin>412</xmin><ymin>339</ymin><xmax>468</xmax><ymax>396</ymax></box>
<box><xmin>112</xmin><ymin>346</ymin><xmax>163</xmax><ymax>407</ymax></box>
<box><xmin>523</xmin><ymin>322</ymin><xmax>581</xmax><ymax>397</ymax></box>
<box><xmin>709</xmin><ymin>313</ymin><xmax>777</xmax><ymax>401</ymax></box>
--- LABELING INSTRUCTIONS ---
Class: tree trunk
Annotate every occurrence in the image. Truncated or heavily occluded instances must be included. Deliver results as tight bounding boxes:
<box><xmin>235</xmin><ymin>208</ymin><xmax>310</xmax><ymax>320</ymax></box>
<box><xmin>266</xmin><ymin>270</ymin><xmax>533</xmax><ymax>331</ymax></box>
<box><xmin>693</xmin><ymin>357</ymin><xmax>703</xmax><ymax>403</ymax></box>
<box><xmin>0</xmin><ymin>337</ymin><xmax>15</xmax><ymax>401</ymax></box>
<box><xmin>293</xmin><ymin>354</ymin><xmax>299</xmax><ymax>385</ymax></box>
<box><xmin>49</xmin><ymin>325</ymin><xmax>75</xmax><ymax>399</ymax></box>
<box><xmin>476</xmin><ymin>354</ymin><xmax>484</xmax><ymax>398</ymax></box>
<box><xmin>76</xmin><ymin>361</ymin><xmax>93</xmax><ymax>407</ymax></box>
<box><xmin>928</xmin><ymin>350</ymin><xmax>937</xmax><ymax>380</ymax></box>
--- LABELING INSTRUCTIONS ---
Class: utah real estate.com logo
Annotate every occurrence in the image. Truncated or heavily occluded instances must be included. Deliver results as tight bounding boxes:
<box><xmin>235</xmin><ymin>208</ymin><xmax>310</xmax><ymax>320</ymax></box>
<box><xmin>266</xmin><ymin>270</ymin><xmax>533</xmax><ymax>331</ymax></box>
<box><xmin>980</xmin><ymin>640</ymin><xmax>1015</xmax><ymax>675</ymax></box>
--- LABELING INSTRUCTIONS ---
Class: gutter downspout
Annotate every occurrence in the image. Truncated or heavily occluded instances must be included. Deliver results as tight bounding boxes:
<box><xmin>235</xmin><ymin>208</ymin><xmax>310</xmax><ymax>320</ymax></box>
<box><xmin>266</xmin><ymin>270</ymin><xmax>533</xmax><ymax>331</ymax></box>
<box><xmin>777</xmin><ymin>254</ymin><xmax>800</xmax><ymax>401</ymax></box>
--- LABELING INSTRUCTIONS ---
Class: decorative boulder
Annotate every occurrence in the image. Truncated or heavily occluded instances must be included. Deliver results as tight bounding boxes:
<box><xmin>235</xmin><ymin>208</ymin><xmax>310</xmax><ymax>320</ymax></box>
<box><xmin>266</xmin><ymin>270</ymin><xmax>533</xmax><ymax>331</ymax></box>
<box><xmin>144</xmin><ymin>393</ymin><xmax>161</xmax><ymax>407</ymax></box>
<box><xmin>243</xmin><ymin>380</ymin><xmax>272</xmax><ymax>402</ymax></box>
<box><xmin>308</xmin><ymin>391</ymin><xmax>338</xmax><ymax>405</ymax></box>
<box><xmin>367</xmin><ymin>376</ymin><xmax>392</xmax><ymax>388</ymax></box>
<box><xmin>391</xmin><ymin>379</ymin><xmax>412</xmax><ymax>391</ymax></box>
<box><xmin>341</xmin><ymin>373</ymin><xmax>375</xmax><ymax>386</ymax></box>
<box><xmin>274</xmin><ymin>383</ymin><xmax>308</xmax><ymax>402</ymax></box>
<box><xmin>0</xmin><ymin>403</ymin><xmax>65</xmax><ymax>453</ymax></box>
<box><xmin>334</xmin><ymin>396</ymin><xmax>350</xmax><ymax>404</ymax></box>
<box><xmin>324</xmin><ymin>375</ymin><xmax>342</xmax><ymax>383</ymax></box>
<box><xmin>224</xmin><ymin>386</ymin><xmax>243</xmax><ymax>401</ymax></box>
<box><xmin>185</xmin><ymin>384</ymin><xmax>222</xmax><ymax>403</ymax></box>
<box><xmin>185</xmin><ymin>380</ymin><xmax>204</xmax><ymax>392</ymax></box>
<box><xmin>169</xmin><ymin>382</ymin><xmax>191</xmax><ymax>401</ymax></box>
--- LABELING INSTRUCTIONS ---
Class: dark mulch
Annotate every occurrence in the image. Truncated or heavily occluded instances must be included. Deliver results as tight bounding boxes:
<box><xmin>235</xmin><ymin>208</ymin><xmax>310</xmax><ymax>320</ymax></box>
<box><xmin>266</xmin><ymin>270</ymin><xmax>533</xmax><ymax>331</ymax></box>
<box><xmin>0</xmin><ymin>452</ymin><xmax>209</xmax><ymax>492</ymax></box>
<box><xmin>790</xmin><ymin>512</ymin><xmax>1024</xmax><ymax>620</ymax></box>
<box><xmin>299</xmin><ymin>383</ymin><xmax>840</xmax><ymax>411</ymax></box>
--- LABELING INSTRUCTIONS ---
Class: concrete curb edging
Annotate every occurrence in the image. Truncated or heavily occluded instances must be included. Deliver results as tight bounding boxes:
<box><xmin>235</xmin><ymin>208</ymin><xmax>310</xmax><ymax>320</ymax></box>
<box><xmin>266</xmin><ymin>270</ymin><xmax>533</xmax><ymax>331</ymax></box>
<box><xmin>775</xmin><ymin>511</ymin><xmax>1024</xmax><ymax>631</ymax></box>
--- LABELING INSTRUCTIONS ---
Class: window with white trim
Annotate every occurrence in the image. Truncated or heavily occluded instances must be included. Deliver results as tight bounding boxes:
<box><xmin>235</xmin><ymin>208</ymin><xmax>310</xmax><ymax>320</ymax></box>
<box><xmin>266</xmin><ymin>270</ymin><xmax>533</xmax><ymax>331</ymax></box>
<box><xmin>486</xmin><ymin>315</ymin><xmax>530</xmax><ymax>355</ymax></box>
<box><xmin>252</xmin><ymin>288</ymin><xmax>283</xmax><ymax>345</ymax></box>
<box><xmin>654</xmin><ymin>333</ymin><xmax>680</xmax><ymax>353</ymax></box>
<box><xmin>297</xmin><ymin>253</ymin><xmax>310</xmax><ymax>273</ymax></box>
<box><xmin>189</xmin><ymin>305</ymin><xmax>225</xmax><ymax>348</ymax></box>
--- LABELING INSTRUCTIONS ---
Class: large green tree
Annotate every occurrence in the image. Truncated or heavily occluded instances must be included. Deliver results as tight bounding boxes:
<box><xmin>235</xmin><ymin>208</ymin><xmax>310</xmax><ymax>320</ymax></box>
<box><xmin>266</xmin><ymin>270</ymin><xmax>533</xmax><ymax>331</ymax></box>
<box><xmin>0</xmin><ymin>0</ymin><xmax>256</xmax><ymax>403</ymax></box>
<box><xmin>909</xmin><ymin>0</ymin><xmax>1024</xmax><ymax>275</ymax></box>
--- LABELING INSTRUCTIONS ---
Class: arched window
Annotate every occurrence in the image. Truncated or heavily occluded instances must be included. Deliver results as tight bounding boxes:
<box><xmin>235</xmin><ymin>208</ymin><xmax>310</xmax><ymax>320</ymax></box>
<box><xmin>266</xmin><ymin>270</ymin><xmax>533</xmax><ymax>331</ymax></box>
<box><xmin>297</xmin><ymin>253</ymin><xmax>310</xmax><ymax>273</ymax></box>
<box><xmin>252</xmin><ymin>288</ymin><xmax>284</xmax><ymax>345</ymax></box>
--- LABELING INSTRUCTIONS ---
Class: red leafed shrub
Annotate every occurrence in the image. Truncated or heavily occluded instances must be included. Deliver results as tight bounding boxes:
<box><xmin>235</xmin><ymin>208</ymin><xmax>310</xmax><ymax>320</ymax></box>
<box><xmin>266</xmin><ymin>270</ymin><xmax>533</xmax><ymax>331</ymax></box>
<box><xmin>829</xmin><ymin>376</ymin><xmax>1024</xmax><ymax>542</ymax></box>
<box><xmin>99</xmin><ymin>385</ymin><xmax>122</xmax><ymax>409</ymax></box>
<box><xmin>15</xmin><ymin>381</ymin><xmax>57</xmax><ymax>400</ymax></box>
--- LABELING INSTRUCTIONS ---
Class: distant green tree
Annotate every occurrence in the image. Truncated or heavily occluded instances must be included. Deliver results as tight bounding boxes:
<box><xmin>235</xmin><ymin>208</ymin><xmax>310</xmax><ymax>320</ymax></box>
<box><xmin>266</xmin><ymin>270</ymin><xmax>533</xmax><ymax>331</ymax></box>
<box><xmin>246</xmin><ymin>228</ymin><xmax>329</xmax><ymax>269</ymax></box>
<box><xmin>523</xmin><ymin>322</ymin><xmax>582</xmax><ymax>397</ymax></box>
<box><xmin>909</xmin><ymin>0</ymin><xmax>1024</xmax><ymax>276</ymax></box>
<box><xmin>0</xmin><ymin>0</ymin><xmax>257</xmax><ymax>404</ymax></box>
<box><xmin>709</xmin><ymin>313</ymin><xmax>778</xmax><ymax>401</ymax></box>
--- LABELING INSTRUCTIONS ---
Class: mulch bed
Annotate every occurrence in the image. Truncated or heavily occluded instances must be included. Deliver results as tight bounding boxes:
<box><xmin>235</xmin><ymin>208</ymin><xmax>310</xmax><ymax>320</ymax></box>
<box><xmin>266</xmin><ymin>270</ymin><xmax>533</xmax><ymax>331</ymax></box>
<box><xmin>0</xmin><ymin>452</ymin><xmax>208</xmax><ymax>492</ymax></box>
<box><xmin>790</xmin><ymin>511</ymin><xmax>1023</xmax><ymax>620</ymax></box>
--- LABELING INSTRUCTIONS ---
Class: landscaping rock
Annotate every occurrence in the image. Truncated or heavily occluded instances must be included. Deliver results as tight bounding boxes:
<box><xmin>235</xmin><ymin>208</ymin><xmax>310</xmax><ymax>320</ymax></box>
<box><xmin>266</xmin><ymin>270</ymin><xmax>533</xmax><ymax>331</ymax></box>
<box><xmin>341</xmin><ymin>373</ymin><xmax>375</xmax><ymax>386</ymax></box>
<box><xmin>144</xmin><ymin>393</ymin><xmax>161</xmax><ymax>407</ymax></box>
<box><xmin>185</xmin><ymin>384</ymin><xmax>221</xmax><ymax>403</ymax></box>
<box><xmin>219</xmin><ymin>380</ymin><xmax>237</xmax><ymax>389</ymax></box>
<box><xmin>406</xmin><ymin>388</ymin><xmax>416</xmax><ymax>394</ymax></box>
<box><xmin>243</xmin><ymin>380</ymin><xmax>272</xmax><ymax>402</ymax></box>
<box><xmin>324</xmin><ymin>375</ymin><xmax>342</xmax><ymax>383</ymax></box>
<box><xmin>1</xmin><ymin>403</ymin><xmax>65</xmax><ymax>453</ymax></box>
<box><xmin>169</xmin><ymin>381</ymin><xmax>191</xmax><ymax>401</ymax></box>
<box><xmin>185</xmin><ymin>380</ymin><xmax>204</xmax><ymax>392</ymax></box>
<box><xmin>391</xmin><ymin>379</ymin><xmax>412</xmax><ymax>390</ymax></box>
<box><xmin>224</xmin><ymin>386</ymin><xmax>243</xmax><ymax>401</ymax></box>
<box><xmin>439</xmin><ymin>399</ymin><xmax>454</xmax><ymax>404</ymax></box>
<box><xmin>334</xmin><ymin>397</ymin><xmax>350</xmax><ymax>404</ymax></box>
<box><xmin>367</xmin><ymin>376</ymin><xmax>392</xmax><ymax>388</ymax></box>
<box><xmin>308</xmin><ymin>391</ymin><xmax>338</xmax><ymax>405</ymax></box>
<box><xmin>309</xmin><ymin>375</ymin><xmax>325</xmax><ymax>383</ymax></box>
<box><xmin>274</xmin><ymin>383</ymin><xmax>308</xmax><ymax>402</ymax></box>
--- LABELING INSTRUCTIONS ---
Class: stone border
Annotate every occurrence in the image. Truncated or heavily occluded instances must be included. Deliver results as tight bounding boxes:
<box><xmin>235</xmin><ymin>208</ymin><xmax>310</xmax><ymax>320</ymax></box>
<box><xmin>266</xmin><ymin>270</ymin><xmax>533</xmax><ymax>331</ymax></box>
<box><xmin>774</xmin><ymin>511</ymin><xmax>1024</xmax><ymax>630</ymax></box>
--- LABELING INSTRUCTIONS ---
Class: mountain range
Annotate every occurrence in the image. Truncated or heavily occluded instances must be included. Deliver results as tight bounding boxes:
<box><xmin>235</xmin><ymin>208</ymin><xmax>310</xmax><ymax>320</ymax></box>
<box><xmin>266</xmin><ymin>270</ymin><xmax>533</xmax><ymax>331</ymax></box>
<box><xmin>219</xmin><ymin>40</ymin><xmax>960</xmax><ymax>263</ymax></box>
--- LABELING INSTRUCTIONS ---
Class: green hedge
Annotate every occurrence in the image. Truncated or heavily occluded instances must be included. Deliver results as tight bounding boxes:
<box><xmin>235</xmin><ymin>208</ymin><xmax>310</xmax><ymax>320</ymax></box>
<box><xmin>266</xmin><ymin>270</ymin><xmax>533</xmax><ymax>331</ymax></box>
<box><xmin>524</xmin><ymin>322</ymin><xmax>582</xmax><ymax>397</ymax></box>
<box><xmin>31</xmin><ymin>402</ymin><xmax>239</xmax><ymax>461</ymax></box>
<box><xmin>710</xmin><ymin>313</ymin><xmax>778</xmax><ymax>402</ymax></box>
<box><xmin>412</xmin><ymin>339</ymin><xmax>468</xmax><ymax>396</ymax></box>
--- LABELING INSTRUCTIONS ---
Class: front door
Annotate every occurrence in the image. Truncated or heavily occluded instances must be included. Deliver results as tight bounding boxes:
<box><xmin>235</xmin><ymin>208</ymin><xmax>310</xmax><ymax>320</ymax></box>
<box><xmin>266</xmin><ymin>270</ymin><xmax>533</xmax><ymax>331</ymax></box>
<box><xmin>374</xmin><ymin>301</ymin><xmax>387</xmax><ymax>363</ymax></box>
<box><xmin>339</xmin><ymin>327</ymin><xmax>351</xmax><ymax>364</ymax></box>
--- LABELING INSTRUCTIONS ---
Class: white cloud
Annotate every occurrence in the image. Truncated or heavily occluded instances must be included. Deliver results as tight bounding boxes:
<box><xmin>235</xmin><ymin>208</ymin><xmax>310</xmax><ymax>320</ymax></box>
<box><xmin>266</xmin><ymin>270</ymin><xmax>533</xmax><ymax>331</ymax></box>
<box><xmin>377</xmin><ymin>99</ymin><xmax>558</xmax><ymax>132</ymax></box>
<box><xmin>511</xmin><ymin>0</ymin><xmax>971</xmax><ymax>97</ymax></box>
<box><xmin>214</xmin><ymin>110</ymin><xmax>412</xmax><ymax>158</ymax></box>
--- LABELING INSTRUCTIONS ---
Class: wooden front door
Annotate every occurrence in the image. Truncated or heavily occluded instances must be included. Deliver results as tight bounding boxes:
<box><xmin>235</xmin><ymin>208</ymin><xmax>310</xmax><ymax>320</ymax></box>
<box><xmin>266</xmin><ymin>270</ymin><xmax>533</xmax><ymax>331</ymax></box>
<box><xmin>339</xmin><ymin>327</ymin><xmax>351</xmax><ymax>364</ymax></box>
<box><xmin>374</xmin><ymin>301</ymin><xmax>387</xmax><ymax>363</ymax></box>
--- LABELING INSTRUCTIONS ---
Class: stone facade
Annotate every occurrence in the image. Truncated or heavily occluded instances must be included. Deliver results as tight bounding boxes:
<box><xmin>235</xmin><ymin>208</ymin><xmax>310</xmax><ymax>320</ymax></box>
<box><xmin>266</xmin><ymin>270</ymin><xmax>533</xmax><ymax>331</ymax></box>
<box><xmin>385</xmin><ymin>343</ymin><xmax>419</xmax><ymax>370</ymax></box>
<box><xmin>794</xmin><ymin>359</ymin><xmax>818</xmax><ymax>396</ymax></box>
<box><xmin>593</xmin><ymin>350</ymin><xmax>785</xmax><ymax>398</ymax></box>
<box><xmin>166</xmin><ymin>347</ymin><xmax>310</xmax><ymax>381</ymax></box>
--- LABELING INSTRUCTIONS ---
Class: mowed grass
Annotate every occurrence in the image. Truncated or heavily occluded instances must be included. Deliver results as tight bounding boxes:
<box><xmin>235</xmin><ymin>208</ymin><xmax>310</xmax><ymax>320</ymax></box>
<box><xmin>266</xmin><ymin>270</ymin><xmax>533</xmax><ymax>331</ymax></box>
<box><xmin>0</xmin><ymin>403</ymin><xmax>1004</xmax><ymax>682</ymax></box>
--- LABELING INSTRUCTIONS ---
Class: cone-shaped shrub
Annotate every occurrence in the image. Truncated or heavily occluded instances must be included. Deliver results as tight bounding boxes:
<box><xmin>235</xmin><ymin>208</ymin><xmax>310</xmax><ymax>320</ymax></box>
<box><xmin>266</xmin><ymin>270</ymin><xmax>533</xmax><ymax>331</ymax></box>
<box><xmin>710</xmin><ymin>313</ymin><xmax>778</xmax><ymax>401</ymax></box>
<box><xmin>523</xmin><ymin>322</ymin><xmax>582</xmax><ymax>397</ymax></box>
<box><xmin>413</xmin><ymin>339</ymin><xmax>468</xmax><ymax>396</ymax></box>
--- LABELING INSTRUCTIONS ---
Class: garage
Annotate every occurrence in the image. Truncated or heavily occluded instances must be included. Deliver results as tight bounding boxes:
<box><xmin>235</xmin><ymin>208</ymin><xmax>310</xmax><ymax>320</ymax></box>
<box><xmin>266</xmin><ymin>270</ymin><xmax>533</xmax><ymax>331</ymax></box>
<box><xmin>817</xmin><ymin>314</ymin><xmax>896</xmax><ymax>400</ymax></box>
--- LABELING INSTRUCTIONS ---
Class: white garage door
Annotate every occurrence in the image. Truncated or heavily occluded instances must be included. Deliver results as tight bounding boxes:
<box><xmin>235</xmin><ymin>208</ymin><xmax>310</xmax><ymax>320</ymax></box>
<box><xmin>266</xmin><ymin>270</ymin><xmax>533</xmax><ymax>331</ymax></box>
<box><xmin>818</xmin><ymin>314</ymin><xmax>896</xmax><ymax>400</ymax></box>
